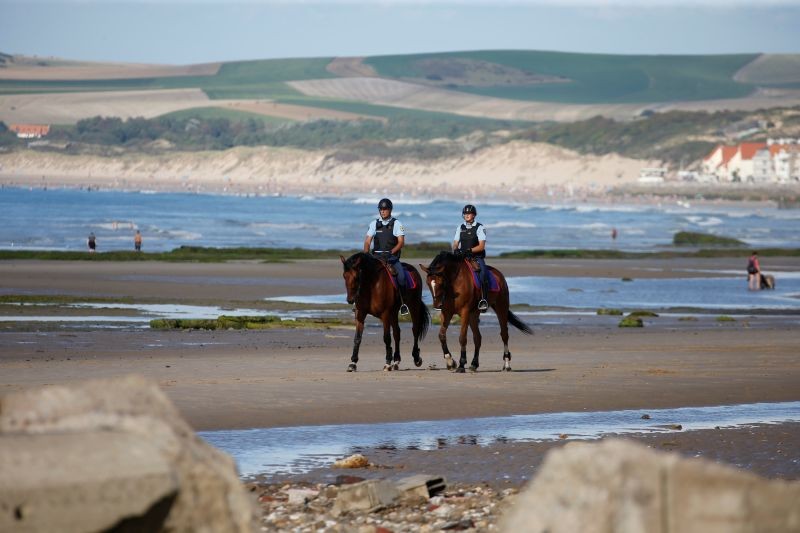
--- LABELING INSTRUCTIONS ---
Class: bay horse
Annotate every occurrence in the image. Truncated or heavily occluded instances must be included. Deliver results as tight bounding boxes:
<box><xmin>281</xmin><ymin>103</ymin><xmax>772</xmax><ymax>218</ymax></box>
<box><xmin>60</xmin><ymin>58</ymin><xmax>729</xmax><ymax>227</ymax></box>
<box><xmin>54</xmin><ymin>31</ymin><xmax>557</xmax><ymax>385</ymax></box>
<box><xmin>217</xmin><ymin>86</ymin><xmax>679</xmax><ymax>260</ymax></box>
<box><xmin>341</xmin><ymin>252</ymin><xmax>430</xmax><ymax>372</ymax></box>
<box><xmin>420</xmin><ymin>251</ymin><xmax>532</xmax><ymax>372</ymax></box>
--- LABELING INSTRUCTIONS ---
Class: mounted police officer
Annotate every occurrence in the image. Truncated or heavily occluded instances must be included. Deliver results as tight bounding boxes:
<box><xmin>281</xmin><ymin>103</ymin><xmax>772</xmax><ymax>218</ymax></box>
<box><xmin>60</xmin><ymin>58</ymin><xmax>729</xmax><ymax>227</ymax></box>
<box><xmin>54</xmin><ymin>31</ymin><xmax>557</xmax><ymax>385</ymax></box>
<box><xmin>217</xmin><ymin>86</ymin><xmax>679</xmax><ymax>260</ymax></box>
<box><xmin>364</xmin><ymin>198</ymin><xmax>408</xmax><ymax>299</ymax></box>
<box><xmin>453</xmin><ymin>204</ymin><xmax>489</xmax><ymax>312</ymax></box>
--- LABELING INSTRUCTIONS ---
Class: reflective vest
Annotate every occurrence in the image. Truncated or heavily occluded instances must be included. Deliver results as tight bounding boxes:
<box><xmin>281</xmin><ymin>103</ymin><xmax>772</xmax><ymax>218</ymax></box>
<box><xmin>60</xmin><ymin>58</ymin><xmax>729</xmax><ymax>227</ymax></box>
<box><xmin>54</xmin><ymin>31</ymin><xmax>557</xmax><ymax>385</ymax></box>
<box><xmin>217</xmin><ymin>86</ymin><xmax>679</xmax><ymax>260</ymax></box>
<box><xmin>458</xmin><ymin>223</ymin><xmax>485</xmax><ymax>258</ymax></box>
<box><xmin>373</xmin><ymin>218</ymin><xmax>399</xmax><ymax>255</ymax></box>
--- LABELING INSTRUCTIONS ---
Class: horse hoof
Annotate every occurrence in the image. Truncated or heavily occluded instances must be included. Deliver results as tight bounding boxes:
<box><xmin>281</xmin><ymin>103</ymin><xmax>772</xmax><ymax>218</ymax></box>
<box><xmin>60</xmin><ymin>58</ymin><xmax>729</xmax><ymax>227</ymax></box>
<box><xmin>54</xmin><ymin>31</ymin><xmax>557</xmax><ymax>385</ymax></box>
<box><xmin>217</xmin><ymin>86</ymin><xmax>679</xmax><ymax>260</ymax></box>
<box><xmin>383</xmin><ymin>364</ymin><xmax>392</xmax><ymax>372</ymax></box>
<box><xmin>347</xmin><ymin>364</ymin><xmax>357</xmax><ymax>372</ymax></box>
<box><xmin>469</xmin><ymin>366</ymin><xmax>478</xmax><ymax>373</ymax></box>
<box><xmin>444</xmin><ymin>355</ymin><xmax>456</xmax><ymax>371</ymax></box>
<box><xmin>414</xmin><ymin>358</ymin><xmax>423</xmax><ymax>368</ymax></box>
<box><xmin>392</xmin><ymin>362</ymin><xmax>400</xmax><ymax>371</ymax></box>
<box><xmin>502</xmin><ymin>365</ymin><xmax>513</xmax><ymax>372</ymax></box>
<box><xmin>456</xmin><ymin>367</ymin><xmax>466</xmax><ymax>374</ymax></box>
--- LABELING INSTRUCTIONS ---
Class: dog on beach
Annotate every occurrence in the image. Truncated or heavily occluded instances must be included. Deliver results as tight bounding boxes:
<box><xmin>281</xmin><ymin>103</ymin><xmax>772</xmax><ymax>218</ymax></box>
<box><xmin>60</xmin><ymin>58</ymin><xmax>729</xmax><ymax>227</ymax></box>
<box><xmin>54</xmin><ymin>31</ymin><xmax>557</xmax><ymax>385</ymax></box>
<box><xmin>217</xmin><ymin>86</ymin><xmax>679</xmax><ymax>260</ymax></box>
<box><xmin>760</xmin><ymin>273</ymin><xmax>775</xmax><ymax>290</ymax></box>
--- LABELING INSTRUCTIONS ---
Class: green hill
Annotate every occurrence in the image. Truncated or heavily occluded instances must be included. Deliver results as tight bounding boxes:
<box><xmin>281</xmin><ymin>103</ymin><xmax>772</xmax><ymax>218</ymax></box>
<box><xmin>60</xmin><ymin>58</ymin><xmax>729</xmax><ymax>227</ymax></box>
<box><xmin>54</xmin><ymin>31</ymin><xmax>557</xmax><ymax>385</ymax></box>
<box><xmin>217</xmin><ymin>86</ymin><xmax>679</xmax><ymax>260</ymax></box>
<box><xmin>365</xmin><ymin>50</ymin><xmax>758</xmax><ymax>103</ymax></box>
<box><xmin>0</xmin><ymin>50</ymin><xmax>770</xmax><ymax>104</ymax></box>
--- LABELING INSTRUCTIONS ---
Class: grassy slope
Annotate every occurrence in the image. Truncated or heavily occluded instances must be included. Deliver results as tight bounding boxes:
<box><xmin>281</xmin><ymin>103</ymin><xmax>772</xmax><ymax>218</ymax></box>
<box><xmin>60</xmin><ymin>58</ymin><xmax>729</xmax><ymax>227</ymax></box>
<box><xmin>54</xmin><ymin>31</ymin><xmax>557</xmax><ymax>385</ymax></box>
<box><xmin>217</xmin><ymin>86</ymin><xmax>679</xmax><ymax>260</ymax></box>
<box><xmin>273</xmin><ymin>97</ymin><xmax>528</xmax><ymax>126</ymax></box>
<box><xmin>159</xmin><ymin>107</ymin><xmax>295</xmax><ymax>124</ymax></box>
<box><xmin>1</xmin><ymin>51</ymin><xmax>761</xmax><ymax>105</ymax></box>
<box><xmin>365</xmin><ymin>50</ymin><xmax>758</xmax><ymax>103</ymax></box>
<box><xmin>0</xmin><ymin>57</ymin><xmax>334</xmax><ymax>98</ymax></box>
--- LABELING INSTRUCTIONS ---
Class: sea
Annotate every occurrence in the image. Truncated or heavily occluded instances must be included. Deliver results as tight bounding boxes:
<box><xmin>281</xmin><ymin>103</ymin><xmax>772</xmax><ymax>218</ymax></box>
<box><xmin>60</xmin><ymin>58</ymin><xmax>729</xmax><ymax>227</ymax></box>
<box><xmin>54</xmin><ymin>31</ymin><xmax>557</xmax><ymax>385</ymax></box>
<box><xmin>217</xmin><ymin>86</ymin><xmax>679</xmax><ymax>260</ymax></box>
<box><xmin>1</xmin><ymin>186</ymin><xmax>799</xmax><ymax>253</ymax></box>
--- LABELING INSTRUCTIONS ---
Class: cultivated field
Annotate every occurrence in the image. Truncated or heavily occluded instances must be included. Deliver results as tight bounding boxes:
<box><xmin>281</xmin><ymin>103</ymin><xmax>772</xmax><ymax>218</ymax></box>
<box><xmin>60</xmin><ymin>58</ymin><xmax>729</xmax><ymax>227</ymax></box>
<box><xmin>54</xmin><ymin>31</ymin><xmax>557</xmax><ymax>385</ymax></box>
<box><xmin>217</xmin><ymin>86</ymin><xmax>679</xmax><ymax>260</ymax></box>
<box><xmin>288</xmin><ymin>77</ymin><xmax>800</xmax><ymax>122</ymax></box>
<box><xmin>734</xmin><ymin>54</ymin><xmax>800</xmax><ymax>85</ymax></box>
<box><xmin>0</xmin><ymin>55</ymin><xmax>221</xmax><ymax>80</ymax></box>
<box><xmin>2</xmin><ymin>50</ymin><xmax>800</xmax><ymax>124</ymax></box>
<box><xmin>0</xmin><ymin>89</ymin><xmax>383</xmax><ymax>125</ymax></box>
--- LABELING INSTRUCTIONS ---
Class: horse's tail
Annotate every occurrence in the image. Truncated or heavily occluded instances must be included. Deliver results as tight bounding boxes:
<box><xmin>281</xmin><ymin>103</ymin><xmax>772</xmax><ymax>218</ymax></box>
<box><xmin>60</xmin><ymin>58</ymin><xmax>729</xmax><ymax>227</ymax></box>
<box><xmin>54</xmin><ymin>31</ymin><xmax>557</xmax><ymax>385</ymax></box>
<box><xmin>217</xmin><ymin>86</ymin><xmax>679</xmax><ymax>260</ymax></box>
<box><xmin>417</xmin><ymin>298</ymin><xmax>431</xmax><ymax>341</ymax></box>
<box><xmin>410</xmin><ymin>268</ymin><xmax>430</xmax><ymax>341</ymax></box>
<box><xmin>507</xmin><ymin>309</ymin><xmax>533</xmax><ymax>335</ymax></box>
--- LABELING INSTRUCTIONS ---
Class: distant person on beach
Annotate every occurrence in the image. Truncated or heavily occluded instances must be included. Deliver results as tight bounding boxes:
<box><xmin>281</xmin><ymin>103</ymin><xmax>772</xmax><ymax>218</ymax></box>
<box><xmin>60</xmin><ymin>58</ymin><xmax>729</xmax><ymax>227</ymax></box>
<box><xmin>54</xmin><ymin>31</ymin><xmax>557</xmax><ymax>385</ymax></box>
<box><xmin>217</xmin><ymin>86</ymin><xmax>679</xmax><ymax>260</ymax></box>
<box><xmin>453</xmin><ymin>204</ymin><xmax>489</xmax><ymax>312</ymax></box>
<box><xmin>747</xmin><ymin>251</ymin><xmax>761</xmax><ymax>290</ymax></box>
<box><xmin>87</xmin><ymin>232</ymin><xmax>96</xmax><ymax>253</ymax></box>
<box><xmin>134</xmin><ymin>230</ymin><xmax>142</xmax><ymax>252</ymax></box>
<box><xmin>611</xmin><ymin>227</ymin><xmax>618</xmax><ymax>241</ymax></box>
<box><xmin>364</xmin><ymin>198</ymin><xmax>406</xmax><ymax>289</ymax></box>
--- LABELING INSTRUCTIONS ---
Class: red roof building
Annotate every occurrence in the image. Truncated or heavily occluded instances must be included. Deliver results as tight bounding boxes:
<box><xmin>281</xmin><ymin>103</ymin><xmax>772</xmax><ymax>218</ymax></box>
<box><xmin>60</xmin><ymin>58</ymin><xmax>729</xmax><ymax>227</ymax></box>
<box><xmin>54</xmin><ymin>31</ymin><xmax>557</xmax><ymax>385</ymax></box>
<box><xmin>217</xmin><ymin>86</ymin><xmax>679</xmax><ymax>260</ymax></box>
<box><xmin>9</xmin><ymin>124</ymin><xmax>51</xmax><ymax>138</ymax></box>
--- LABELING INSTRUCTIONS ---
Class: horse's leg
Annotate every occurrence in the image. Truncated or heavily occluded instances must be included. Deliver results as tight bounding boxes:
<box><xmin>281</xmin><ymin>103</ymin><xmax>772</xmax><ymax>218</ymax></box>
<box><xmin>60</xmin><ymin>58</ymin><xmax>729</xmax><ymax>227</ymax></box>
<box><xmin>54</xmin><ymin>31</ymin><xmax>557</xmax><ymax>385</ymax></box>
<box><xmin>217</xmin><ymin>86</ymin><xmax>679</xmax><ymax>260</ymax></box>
<box><xmin>381</xmin><ymin>313</ymin><xmax>394</xmax><ymax>371</ymax></box>
<box><xmin>348</xmin><ymin>310</ymin><xmax>367</xmax><ymax>372</ymax></box>
<box><xmin>456</xmin><ymin>310</ymin><xmax>470</xmax><ymax>373</ymax></box>
<box><xmin>493</xmin><ymin>296</ymin><xmax>513</xmax><ymax>372</ymax></box>
<box><xmin>438</xmin><ymin>312</ymin><xmax>456</xmax><ymax>371</ymax></box>
<box><xmin>391</xmin><ymin>314</ymin><xmax>401</xmax><ymax>371</ymax></box>
<box><xmin>469</xmin><ymin>311</ymin><xmax>482</xmax><ymax>372</ymax></box>
<box><xmin>410</xmin><ymin>300</ymin><xmax>423</xmax><ymax>368</ymax></box>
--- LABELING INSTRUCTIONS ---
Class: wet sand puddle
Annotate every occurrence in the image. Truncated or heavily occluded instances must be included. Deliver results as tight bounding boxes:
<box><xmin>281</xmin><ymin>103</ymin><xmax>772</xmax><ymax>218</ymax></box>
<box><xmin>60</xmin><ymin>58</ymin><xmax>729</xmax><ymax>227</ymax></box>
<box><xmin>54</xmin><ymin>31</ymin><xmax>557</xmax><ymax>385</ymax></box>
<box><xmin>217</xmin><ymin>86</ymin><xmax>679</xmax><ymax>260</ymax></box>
<box><xmin>0</xmin><ymin>302</ymin><xmax>344</xmax><ymax>325</ymax></box>
<box><xmin>200</xmin><ymin>401</ymin><xmax>800</xmax><ymax>477</ymax></box>
<box><xmin>268</xmin><ymin>272</ymin><xmax>800</xmax><ymax>313</ymax></box>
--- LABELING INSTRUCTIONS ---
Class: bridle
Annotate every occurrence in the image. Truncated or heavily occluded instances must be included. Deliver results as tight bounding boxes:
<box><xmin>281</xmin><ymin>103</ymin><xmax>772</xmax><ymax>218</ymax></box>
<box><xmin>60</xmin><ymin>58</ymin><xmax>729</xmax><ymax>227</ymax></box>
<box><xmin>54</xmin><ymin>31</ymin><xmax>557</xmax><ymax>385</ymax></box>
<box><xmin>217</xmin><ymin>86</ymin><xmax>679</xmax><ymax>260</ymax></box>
<box><xmin>428</xmin><ymin>267</ymin><xmax>447</xmax><ymax>308</ymax></box>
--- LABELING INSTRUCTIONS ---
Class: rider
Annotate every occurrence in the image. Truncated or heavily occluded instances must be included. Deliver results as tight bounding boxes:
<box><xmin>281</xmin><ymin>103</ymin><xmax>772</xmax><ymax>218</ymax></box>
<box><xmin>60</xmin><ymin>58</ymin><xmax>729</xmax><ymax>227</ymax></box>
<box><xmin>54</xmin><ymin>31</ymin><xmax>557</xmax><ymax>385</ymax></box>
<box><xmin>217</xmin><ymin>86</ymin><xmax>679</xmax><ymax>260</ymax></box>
<box><xmin>364</xmin><ymin>198</ymin><xmax>408</xmax><ymax>297</ymax></box>
<box><xmin>453</xmin><ymin>204</ymin><xmax>489</xmax><ymax>312</ymax></box>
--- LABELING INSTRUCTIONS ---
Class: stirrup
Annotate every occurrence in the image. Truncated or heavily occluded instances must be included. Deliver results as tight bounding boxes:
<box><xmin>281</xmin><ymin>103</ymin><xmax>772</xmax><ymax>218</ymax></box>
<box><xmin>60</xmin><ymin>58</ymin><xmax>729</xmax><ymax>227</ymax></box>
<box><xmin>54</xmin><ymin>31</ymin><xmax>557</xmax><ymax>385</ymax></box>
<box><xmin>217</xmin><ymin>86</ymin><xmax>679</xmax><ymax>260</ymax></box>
<box><xmin>478</xmin><ymin>299</ymin><xmax>488</xmax><ymax>312</ymax></box>
<box><xmin>399</xmin><ymin>304</ymin><xmax>410</xmax><ymax>316</ymax></box>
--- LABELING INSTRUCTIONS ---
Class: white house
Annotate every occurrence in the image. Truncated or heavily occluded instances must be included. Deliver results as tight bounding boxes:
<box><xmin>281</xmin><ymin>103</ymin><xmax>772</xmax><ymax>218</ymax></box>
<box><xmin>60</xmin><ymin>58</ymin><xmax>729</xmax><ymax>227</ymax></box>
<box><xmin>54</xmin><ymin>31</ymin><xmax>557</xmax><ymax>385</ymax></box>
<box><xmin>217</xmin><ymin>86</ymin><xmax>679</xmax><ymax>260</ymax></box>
<box><xmin>701</xmin><ymin>140</ymin><xmax>800</xmax><ymax>182</ymax></box>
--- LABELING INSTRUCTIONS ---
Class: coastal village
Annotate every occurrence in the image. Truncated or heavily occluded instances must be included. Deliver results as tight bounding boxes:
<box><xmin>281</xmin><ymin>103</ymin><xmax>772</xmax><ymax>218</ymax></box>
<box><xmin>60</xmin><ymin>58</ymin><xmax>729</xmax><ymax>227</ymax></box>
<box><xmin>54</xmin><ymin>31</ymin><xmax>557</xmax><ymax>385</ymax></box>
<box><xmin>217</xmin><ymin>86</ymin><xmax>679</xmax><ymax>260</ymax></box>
<box><xmin>698</xmin><ymin>138</ymin><xmax>800</xmax><ymax>183</ymax></box>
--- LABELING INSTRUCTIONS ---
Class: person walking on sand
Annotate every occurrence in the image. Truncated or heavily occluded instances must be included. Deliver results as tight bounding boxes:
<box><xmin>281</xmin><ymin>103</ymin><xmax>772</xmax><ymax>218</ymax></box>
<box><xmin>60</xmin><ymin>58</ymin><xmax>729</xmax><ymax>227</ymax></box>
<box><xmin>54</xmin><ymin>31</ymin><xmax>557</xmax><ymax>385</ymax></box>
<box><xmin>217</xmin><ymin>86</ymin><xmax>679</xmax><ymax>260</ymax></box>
<box><xmin>453</xmin><ymin>204</ymin><xmax>489</xmax><ymax>312</ymax></box>
<box><xmin>134</xmin><ymin>230</ymin><xmax>142</xmax><ymax>252</ymax></box>
<box><xmin>364</xmin><ymin>198</ymin><xmax>407</xmax><ymax>293</ymax></box>
<box><xmin>87</xmin><ymin>232</ymin><xmax>96</xmax><ymax>253</ymax></box>
<box><xmin>747</xmin><ymin>251</ymin><xmax>761</xmax><ymax>291</ymax></box>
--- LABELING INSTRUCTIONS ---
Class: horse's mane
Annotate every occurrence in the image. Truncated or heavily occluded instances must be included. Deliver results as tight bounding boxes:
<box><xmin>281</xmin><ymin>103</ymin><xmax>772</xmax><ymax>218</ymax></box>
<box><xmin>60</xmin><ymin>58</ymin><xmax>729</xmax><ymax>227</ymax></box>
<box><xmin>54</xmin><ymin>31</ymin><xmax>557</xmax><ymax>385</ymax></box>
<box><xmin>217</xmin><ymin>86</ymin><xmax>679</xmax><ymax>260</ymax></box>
<box><xmin>343</xmin><ymin>252</ymin><xmax>380</xmax><ymax>273</ymax></box>
<box><xmin>429</xmin><ymin>250</ymin><xmax>459</xmax><ymax>269</ymax></box>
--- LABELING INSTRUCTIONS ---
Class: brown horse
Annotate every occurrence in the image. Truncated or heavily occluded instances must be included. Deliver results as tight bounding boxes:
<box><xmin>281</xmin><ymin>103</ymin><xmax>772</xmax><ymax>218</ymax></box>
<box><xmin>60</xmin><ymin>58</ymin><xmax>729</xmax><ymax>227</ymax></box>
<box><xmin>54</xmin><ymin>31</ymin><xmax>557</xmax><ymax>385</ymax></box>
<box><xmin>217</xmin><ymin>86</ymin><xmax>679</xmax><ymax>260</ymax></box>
<box><xmin>420</xmin><ymin>251</ymin><xmax>532</xmax><ymax>372</ymax></box>
<box><xmin>341</xmin><ymin>252</ymin><xmax>430</xmax><ymax>372</ymax></box>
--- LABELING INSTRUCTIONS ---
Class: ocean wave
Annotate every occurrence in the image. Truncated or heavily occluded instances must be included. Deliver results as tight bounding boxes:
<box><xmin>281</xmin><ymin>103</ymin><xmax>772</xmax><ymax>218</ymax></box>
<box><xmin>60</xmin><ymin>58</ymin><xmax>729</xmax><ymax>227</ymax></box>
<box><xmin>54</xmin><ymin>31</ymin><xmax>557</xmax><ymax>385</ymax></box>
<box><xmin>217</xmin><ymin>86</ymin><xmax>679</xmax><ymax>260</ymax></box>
<box><xmin>685</xmin><ymin>216</ymin><xmax>723</xmax><ymax>227</ymax></box>
<box><xmin>492</xmin><ymin>221</ymin><xmax>537</xmax><ymax>229</ymax></box>
<box><xmin>393</xmin><ymin>211</ymin><xmax>429</xmax><ymax>219</ymax></box>
<box><xmin>167</xmin><ymin>230</ymin><xmax>202</xmax><ymax>240</ymax></box>
<box><xmin>351</xmin><ymin>197</ymin><xmax>435</xmax><ymax>206</ymax></box>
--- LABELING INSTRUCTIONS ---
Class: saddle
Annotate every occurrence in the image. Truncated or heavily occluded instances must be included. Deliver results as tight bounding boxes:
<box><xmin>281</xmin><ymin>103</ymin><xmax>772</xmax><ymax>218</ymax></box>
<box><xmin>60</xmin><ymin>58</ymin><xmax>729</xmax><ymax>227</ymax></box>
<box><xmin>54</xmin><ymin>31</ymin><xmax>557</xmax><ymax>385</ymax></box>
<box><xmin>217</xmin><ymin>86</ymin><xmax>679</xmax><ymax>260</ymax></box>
<box><xmin>375</xmin><ymin>254</ymin><xmax>398</xmax><ymax>277</ymax></box>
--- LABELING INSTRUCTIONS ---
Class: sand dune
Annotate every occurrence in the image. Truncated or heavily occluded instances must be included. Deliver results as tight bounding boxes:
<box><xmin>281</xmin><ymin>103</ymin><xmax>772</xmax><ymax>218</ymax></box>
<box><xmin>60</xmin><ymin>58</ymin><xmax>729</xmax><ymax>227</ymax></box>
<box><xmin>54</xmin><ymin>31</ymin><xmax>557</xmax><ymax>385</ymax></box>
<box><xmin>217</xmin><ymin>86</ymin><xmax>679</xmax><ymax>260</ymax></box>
<box><xmin>0</xmin><ymin>140</ymin><xmax>652</xmax><ymax>199</ymax></box>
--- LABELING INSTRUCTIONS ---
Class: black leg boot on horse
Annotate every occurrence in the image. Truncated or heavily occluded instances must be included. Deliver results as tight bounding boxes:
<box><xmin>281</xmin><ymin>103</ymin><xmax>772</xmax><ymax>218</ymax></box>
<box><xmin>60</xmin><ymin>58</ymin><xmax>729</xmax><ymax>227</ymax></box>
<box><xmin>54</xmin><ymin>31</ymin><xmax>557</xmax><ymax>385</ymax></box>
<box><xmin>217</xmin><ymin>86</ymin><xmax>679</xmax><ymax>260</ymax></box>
<box><xmin>478</xmin><ymin>276</ymin><xmax>489</xmax><ymax>313</ymax></box>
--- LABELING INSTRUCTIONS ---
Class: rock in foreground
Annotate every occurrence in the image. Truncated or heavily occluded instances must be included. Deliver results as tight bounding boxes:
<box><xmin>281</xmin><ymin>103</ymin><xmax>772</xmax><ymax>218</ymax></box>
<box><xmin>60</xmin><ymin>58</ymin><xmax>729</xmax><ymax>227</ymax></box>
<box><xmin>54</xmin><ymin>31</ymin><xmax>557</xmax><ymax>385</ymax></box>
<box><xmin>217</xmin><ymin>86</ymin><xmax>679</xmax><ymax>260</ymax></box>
<box><xmin>501</xmin><ymin>439</ymin><xmax>800</xmax><ymax>533</ymax></box>
<box><xmin>0</xmin><ymin>374</ymin><xmax>257</xmax><ymax>533</ymax></box>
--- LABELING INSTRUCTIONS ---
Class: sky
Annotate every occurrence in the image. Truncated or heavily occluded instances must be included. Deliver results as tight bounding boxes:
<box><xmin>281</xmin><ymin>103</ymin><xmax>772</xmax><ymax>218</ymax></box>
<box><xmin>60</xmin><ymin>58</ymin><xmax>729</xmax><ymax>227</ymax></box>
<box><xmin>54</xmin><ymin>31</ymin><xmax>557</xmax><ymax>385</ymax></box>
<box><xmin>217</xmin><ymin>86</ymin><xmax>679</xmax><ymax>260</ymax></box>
<box><xmin>2</xmin><ymin>1</ymin><xmax>800</xmax><ymax>65</ymax></box>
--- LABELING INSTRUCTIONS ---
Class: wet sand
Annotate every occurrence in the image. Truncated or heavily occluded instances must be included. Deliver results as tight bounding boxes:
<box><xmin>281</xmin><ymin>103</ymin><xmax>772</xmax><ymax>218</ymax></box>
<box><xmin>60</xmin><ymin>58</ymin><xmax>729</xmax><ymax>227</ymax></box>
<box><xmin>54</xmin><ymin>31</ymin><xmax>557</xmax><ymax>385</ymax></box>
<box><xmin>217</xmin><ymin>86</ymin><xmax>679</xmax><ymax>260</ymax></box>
<box><xmin>1</xmin><ymin>257</ymin><xmax>799</xmax><ymax>485</ymax></box>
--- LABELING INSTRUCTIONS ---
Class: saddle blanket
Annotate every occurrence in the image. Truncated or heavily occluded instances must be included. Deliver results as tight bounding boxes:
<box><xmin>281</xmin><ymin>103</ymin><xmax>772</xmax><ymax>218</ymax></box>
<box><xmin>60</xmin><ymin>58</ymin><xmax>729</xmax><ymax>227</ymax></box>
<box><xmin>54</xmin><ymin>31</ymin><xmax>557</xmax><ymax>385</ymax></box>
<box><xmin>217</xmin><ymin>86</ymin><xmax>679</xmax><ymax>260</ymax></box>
<box><xmin>383</xmin><ymin>263</ymin><xmax>418</xmax><ymax>290</ymax></box>
<box><xmin>467</xmin><ymin>262</ymin><xmax>500</xmax><ymax>292</ymax></box>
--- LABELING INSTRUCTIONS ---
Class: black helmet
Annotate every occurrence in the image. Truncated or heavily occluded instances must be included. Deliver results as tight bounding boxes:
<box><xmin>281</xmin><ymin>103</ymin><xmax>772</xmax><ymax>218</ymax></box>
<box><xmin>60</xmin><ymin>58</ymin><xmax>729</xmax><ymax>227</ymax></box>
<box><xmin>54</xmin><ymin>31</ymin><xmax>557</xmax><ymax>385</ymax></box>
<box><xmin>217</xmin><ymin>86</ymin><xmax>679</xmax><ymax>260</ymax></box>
<box><xmin>462</xmin><ymin>204</ymin><xmax>477</xmax><ymax>215</ymax></box>
<box><xmin>378</xmin><ymin>198</ymin><xmax>393</xmax><ymax>210</ymax></box>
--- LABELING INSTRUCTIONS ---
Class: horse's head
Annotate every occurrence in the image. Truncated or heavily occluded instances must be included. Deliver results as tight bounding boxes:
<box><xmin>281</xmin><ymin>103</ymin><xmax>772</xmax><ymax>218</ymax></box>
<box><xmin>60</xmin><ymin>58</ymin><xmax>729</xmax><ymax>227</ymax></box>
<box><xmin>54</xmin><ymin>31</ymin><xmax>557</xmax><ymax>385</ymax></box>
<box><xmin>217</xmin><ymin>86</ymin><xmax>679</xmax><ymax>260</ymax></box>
<box><xmin>420</xmin><ymin>251</ymin><xmax>457</xmax><ymax>310</ymax></box>
<box><xmin>341</xmin><ymin>252</ymin><xmax>371</xmax><ymax>305</ymax></box>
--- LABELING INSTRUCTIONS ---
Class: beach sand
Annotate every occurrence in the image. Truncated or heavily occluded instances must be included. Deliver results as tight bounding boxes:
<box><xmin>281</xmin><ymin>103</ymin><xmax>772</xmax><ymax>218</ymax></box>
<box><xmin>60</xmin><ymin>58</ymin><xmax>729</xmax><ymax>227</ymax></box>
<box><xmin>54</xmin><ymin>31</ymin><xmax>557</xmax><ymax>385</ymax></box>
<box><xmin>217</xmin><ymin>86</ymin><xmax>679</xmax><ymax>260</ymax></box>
<box><xmin>0</xmin><ymin>258</ymin><xmax>800</xmax><ymax>510</ymax></box>
<box><xmin>1</xmin><ymin>257</ymin><xmax>799</xmax><ymax>489</ymax></box>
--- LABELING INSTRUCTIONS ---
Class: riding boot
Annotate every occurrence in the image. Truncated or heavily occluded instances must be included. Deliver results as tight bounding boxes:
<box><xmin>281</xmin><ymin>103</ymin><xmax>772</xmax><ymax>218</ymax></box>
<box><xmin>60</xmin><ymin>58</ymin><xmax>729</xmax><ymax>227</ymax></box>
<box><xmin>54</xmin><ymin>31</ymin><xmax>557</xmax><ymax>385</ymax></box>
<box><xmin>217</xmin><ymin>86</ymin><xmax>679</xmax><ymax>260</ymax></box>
<box><xmin>398</xmin><ymin>282</ymin><xmax>410</xmax><ymax>316</ymax></box>
<box><xmin>478</xmin><ymin>278</ymin><xmax>489</xmax><ymax>312</ymax></box>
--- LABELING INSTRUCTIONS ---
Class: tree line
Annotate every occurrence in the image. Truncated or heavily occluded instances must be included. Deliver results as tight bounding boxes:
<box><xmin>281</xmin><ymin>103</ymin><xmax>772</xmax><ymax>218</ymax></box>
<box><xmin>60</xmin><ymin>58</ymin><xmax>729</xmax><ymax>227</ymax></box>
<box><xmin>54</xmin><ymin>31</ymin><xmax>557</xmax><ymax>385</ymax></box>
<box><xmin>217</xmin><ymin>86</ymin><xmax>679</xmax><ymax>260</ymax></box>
<box><xmin>2</xmin><ymin>104</ymin><xmax>796</xmax><ymax>165</ymax></box>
